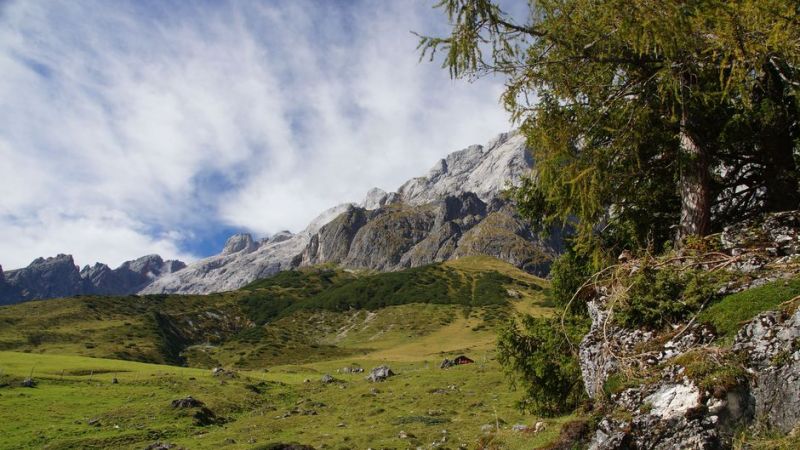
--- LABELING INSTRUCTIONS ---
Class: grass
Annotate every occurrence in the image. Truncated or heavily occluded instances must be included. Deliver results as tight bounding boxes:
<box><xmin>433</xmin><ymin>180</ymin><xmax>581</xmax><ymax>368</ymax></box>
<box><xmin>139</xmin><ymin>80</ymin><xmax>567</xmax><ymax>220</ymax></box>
<box><xmin>698</xmin><ymin>276</ymin><xmax>800</xmax><ymax>341</ymax></box>
<box><xmin>0</xmin><ymin>344</ymin><xmax>569</xmax><ymax>448</ymax></box>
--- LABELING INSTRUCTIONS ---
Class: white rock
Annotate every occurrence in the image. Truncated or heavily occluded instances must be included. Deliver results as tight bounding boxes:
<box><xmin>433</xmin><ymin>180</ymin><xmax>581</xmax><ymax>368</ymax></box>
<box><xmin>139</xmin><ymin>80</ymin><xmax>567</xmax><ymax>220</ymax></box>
<box><xmin>644</xmin><ymin>383</ymin><xmax>700</xmax><ymax>420</ymax></box>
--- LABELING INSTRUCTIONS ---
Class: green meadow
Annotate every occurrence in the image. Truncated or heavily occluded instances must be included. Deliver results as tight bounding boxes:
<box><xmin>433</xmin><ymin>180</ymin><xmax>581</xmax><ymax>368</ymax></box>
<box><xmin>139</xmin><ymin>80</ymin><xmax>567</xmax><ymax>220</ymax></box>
<box><xmin>0</xmin><ymin>257</ymin><xmax>575</xmax><ymax>449</ymax></box>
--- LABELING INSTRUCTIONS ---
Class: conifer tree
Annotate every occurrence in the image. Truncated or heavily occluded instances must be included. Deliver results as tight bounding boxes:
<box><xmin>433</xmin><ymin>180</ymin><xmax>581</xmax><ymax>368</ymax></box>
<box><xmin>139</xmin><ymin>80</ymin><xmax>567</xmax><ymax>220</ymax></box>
<box><xmin>419</xmin><ymin>0</ymin><xmax>800</xmax><ymax>252</ymax></box>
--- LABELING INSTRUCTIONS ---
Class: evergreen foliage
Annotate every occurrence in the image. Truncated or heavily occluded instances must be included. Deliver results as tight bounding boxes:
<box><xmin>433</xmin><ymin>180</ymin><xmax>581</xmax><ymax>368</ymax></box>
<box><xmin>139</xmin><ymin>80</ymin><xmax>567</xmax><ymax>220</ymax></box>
<box><xmin>419</xmin><ymin>0</ymin><xmax>800</xmax><ymax>257</ymax></box>
<box><xmin>497</xmin><ymin>314</ymin><xmax>588</xmax><ymax>416</ymax></box>
<box><xmin>614</xmin><ymin>265</ymin><xmax>727</xmax><ymax>330</ymax></box>
<box><xmin>240</xmin><ymin>263</ymin><xmax>523</xmax><ymax>324</ymax></box>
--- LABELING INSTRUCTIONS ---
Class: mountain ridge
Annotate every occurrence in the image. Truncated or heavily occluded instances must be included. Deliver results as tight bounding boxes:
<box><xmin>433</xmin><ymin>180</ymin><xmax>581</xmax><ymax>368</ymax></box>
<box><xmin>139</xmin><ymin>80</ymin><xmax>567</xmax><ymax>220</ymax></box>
<box><xmin>142</xmin><ymin>130</ymin><xmax>561</xmax><ymax>294</ymax></box>
<box><xmin>0</xmin><ymin>254</ymin><xmax>185</xmax><ymax>305</ymax></box>
<box><xmin>1</xmin><ymin>130</ymin><xmax>560</xmax><ymax>301</ymax></box>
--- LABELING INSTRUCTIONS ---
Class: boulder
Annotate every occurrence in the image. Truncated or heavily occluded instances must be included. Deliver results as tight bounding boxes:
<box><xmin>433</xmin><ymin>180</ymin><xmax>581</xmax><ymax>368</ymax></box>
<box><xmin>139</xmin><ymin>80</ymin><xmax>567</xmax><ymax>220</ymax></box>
<box><xmin>171</xmin><ymin>396</ymin><xmax>204</xmax><ymax>409</ymax></box>
<box><xmin>320</xmin><ymin>374</ymin><xmax>336</xmax><ymax>384</ymax></box>
<box><xmin>366</xmin><ymin>365</ymin><xmax>395</xmax><ymax>382</ymax></box>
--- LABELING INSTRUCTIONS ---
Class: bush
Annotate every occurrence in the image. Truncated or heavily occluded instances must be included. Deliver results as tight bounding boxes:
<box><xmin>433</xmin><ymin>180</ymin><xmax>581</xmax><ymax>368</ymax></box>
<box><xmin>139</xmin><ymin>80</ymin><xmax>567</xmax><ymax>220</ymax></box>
<box><xmin>615</xmin><ymin>265</ymin><xmax>726</xmax><ymax>330</ymax></box>
<box><xmin>497</xmin><ymin>314</ymin><xmax>588</xmax><ymax>416</ymax></box>
<box><xmin>549</xmin><ymin>250</ymin><xmax>592</xmax><ymax>315</ymax></box>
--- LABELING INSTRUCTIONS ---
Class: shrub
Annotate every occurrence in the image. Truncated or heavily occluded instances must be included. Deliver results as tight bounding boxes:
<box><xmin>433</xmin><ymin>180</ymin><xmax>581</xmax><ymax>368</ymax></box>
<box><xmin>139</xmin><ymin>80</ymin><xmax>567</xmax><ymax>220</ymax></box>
<box><xmin>616</xmin><ymin>265</ymin><xmax>726</xmax><ymax>330</ymax></box>
<box><xmin>497</xmin><ymin>314</ymin><xmax>588</xmax><ymax>416</ymax></box>
<box><xmin>549</xmin><ymin>250</ymin><xmax>592</xmax><ymax>315</ymax></box>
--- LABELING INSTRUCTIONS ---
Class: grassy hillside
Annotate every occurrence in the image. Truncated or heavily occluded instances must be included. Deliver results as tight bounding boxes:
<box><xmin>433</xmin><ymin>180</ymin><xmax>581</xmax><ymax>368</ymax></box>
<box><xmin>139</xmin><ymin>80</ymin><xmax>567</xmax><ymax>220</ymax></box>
<box><xmin>0</xmin><ymin>256</ymin><xmax>573</xmax><ymax>449</ymax></box>
<box><xmin>0</xmin><ymin>257</ymin><xmax>547</xmax><ymax>369</ymax></box>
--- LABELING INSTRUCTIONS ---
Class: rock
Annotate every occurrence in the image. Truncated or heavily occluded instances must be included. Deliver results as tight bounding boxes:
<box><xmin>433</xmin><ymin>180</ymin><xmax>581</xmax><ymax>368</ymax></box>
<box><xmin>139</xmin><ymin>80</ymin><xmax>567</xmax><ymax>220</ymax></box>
<box><xmin>2</xmin><ymin>255</ymin><xmax>87</xmax><ymax>304</ymax></box>
<box><xmin>534</xmin><ymin>421</ymin><xmax>546</xmax><ymax>433</ymax></box>
<box><xmin>140</xmin><ymin>203</ymin><xmax>354</xmax><ymax>294</ymax></box>
<box><xmin>362</xmin><ymin>187</ymin><xmax>388</xmax><ymax>210</ymax></box>
<box><xmin>171</xmin><ymin>396</ymin><xmax>204</xmax><ymax>409</ymax></box>
<box><xmin>398</xmin><ymin>430</ymin><xmax>415</xmax><ymax>439</ymax></box>
<box><xmin>643</xmin><ymin>382</ymin><xmax>701</xmax><ymax>420</ymax></box>
<box><xmin>144</xmin><ymin>443</ymin><xmax>183</xmax><ymax>450</ymax></box>
<box><xmin>111</xmin><ymin>377</ymin><xmax>118</xmax><ymax>384</ymax></box>
<box><xmin>512</xmin><ymin>424</ymin><xmax>530</xmax><ymax>432</ymax></box>
<box><xmin>480</xmin><ymin>424</ymin><xmax>495</xmax><ymax>433</ymax></box>
<box><xmin>734</xmin><ymin>308</ymin><xmax>800</xmax><ymax>433</ymax></box>
<box><xmin>20</xmin><ymin>378</ymin><xmax>36</xmax><ymax>388</ymax></box>
<box><xmin>268</xmin><ymin>230</ymin><xmax>294</xmax><ymax>244</ymax></box>
<box><xmin>91</xmin><ymin>254</ymin><xmax>186</xmax><ymax>295</ymax></box>
<box><xmin>366</xmin><ymin>365</ymin><xmax>395</xmax><ymax>382</ymax></box>
<box><xmin>259</xmin><ymin>445</ymin><xmax>315</xmax><ymax>450</ymax></box>
<box><xmin>394</xmin><ymin>131</ymin><xmax>531</xmax><ymax>206</ymax></box>
<box><xmin>211</xmin><ymin>367</ymin><xmax>238</xmax><ymax>378</ymax></box>
<box><xmin>722</xmin><ymin>210</ymin><xmax>800</xmax><ymax>256</ymax></box>
<box><xmin>320</xmin><ymin>374</ymin><xmax>336</xmax><ymax>384</ymax></box>
<box><xmin>579</xmin><ymin>293</ymin><xmax>654</xmax><ymax>399</ymax></box>
<box><xmin>0</xmin><ymin>253</ymin><xmax>186</xmax><ymax>305</ymax></box>
<box><xmin>87</xmin><ymin>418</ymin><xmax>100</xmax><ymax>426</ymax></box>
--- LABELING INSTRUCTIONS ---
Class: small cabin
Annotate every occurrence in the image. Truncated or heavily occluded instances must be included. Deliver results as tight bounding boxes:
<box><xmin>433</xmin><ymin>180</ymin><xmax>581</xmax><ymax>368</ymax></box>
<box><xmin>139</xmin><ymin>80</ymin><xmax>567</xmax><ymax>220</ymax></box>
<box><xmin>440</xmin><ymin>355</ymin><xmax>475</xmax><ymax>369</ymax></box>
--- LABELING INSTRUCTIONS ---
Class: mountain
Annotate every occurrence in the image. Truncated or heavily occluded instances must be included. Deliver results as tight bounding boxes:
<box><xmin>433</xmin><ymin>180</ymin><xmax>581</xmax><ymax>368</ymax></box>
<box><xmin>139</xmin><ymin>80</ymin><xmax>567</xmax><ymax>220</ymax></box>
<box><xmin>143</xmin><ymin>130</ymin><xmax>561</xmax><ymax>294</ymax></box>
<box><xmin>0</xmin><ymin>254</ymin><xmax>185</xmax><ymax>305</ymax></box>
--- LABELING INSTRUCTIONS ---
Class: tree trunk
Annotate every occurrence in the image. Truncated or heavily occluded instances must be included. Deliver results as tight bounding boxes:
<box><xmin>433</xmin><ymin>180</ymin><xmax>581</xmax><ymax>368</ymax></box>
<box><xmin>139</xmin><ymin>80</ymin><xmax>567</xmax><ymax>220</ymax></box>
<box><xmin>678</xmin><ymin>110</ymin><xmax>712</xmax><ymax>240</ymax></box>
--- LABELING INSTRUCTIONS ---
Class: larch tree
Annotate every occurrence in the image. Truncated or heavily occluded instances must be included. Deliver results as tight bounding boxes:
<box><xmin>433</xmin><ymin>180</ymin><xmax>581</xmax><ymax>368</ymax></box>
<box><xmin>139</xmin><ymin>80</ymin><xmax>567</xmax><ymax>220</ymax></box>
<box><xmin>418</xmin><ymin>0</ymin><xmax>800</xmax><ymax>253</ymax></box>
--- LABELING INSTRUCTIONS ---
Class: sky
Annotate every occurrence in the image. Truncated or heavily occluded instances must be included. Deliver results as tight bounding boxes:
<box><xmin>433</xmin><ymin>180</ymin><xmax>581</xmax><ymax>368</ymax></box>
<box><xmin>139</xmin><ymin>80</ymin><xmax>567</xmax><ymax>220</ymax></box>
<box><xmin>0</xmin><ymin>0</ymin><xmax>512</xmax><ymax>270</ymax></box>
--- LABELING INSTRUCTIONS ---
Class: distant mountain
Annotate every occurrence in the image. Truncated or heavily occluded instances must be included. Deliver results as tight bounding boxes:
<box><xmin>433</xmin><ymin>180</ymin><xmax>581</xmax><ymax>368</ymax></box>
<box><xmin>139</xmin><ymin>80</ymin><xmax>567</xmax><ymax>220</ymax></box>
<box><xmin>143</xmin><ymin>130</ymin><xmax>563</xmax><ymax>295</ymax></box>
<box><xmin>2</xmin><ymin>130</ymin><xmax>561</xmax><ymax>301</ymax></box>
<box><xmin>0</xmin><ymin>254</ymin><xmax>185</xmax><ymax>305</ymax></box>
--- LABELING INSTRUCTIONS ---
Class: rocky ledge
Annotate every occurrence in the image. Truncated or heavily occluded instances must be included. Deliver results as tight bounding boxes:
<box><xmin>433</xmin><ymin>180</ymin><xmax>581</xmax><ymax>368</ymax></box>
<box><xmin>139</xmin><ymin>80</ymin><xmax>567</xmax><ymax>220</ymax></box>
<box><xmin>580</xmin><ymin>210</ymin><xmax>800</xmax><ymax>449</ymax></box>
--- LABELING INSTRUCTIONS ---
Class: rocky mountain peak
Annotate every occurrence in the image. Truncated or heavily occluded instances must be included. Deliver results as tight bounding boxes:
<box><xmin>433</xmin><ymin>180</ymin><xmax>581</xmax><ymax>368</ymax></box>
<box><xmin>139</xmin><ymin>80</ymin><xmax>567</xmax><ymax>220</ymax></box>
<box><xmin>362</xmin><ymin>187</ymin><xmax>389</xmax><ymax>210</ymax></box>
<box><xmin>267</xmin><ymin>230</ymin><xmax>294</xmax><ymax>244</ymax></box>
<box><xmin>139</xmin><ymin>130</ymin><xmax>556</xmax><ymax>295</ymax></box>
<box><xmin>1</xmin><ymin>252</ymin><xmax>187</xmax><ymax>304</ymax></box>
<box><xmin>2</xmin><ymin>254</ymin><xmax>85</xmax><ymax>304</ymax></box>
<box><xmin>393</xmin><ymin>131</ymin><xmax>531</xmax><ymax>206</ymax></box>
<box><xmin>222</xmin><ymin>233</ymin><xmax>258</xmax><ymax>255</ymax></box>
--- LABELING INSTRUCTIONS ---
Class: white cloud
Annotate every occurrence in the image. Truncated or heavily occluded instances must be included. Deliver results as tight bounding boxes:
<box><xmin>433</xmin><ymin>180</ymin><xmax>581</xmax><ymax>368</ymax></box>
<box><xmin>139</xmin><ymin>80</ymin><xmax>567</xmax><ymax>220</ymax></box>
<box><xmin>0</xmin><ymin>0</ymin><xmax>511</xmax><ymax>269</ymax></box>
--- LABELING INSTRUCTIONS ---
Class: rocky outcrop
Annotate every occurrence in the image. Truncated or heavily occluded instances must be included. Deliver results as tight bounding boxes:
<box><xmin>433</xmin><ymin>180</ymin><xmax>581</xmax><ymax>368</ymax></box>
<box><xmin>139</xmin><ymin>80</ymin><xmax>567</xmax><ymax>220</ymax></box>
<box><xmin>580</xmin><ymin>211</ymin><xmax>800</xmax><ymax>449</ymax></box>
<box><xmin>221</xmin><ymin>233</ymin><xmax>258</xmax><ymax>255</ymax></box>
<box><xmin>299</xmin><ymin>193</ymin><xmax>558</xmax><ymax>275</ymax></box>
<box><xmin>142</xmin><ymin>130</ymin><xmax>561</xmax><ymax>294</ymax></box>
<box><xmin>734</xmin><ymin>308</ymin><xmax>800</xmax><ymax>433</ymax></box>
<box><xmin>0</xmin><ymin>254</ymin><xmax>186</xmax><ymax>305</ymax></box>
<box><xmin>302</xmin><ymin>206</ymin><xmax>369</xmax><ymax>265</ymax></box>
<box><xmin>140</xmin><ymin>203</ymin><xmax>355</xmax><ymax>295</ymax></box>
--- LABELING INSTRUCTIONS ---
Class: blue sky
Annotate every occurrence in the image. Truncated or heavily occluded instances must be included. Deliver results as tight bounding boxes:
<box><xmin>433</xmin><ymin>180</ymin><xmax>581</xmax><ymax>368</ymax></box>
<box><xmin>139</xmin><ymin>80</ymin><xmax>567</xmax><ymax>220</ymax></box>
<box><xmin>0</xmin><ymin>0</ymin><xmax>512</xmax><ymax>269</ymax></box>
